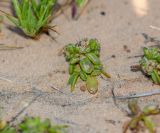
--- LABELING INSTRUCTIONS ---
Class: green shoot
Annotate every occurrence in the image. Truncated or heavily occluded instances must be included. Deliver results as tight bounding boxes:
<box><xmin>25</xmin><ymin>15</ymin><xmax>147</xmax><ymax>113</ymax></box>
<box><xmin>64</xmin><ymin>38</ymin><xmax>111</xmax><ymax>94</ymax></box>
<box><xmin>123</xmin><ymin>100</ymin><xmax>160</xmax><ymax>133</ymax></box>
<box><xmin>75</xmin><ymin>0</ymin><xmax>88</xmax><ymax>7</ymax></box>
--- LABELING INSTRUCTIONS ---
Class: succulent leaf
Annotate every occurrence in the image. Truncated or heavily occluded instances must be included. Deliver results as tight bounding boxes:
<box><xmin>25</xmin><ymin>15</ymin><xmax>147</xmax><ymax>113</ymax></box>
<box><xmin>80</xmin><ymin>71</ymin><xmax>88</xmax><ymax>81</ymax></box>
<box><xmin>86</xmin><ymin>53</ymin><xmax>101</xmax><ymax>65</ymax></box>
<box><xmin>86</xmin><ymin>76</ymin><xmax>98</xmax><ymax>94</ymax></box>
<box><xmin>68</xmin><ymin>72</ymin><xmax>79</xmax><ymax>92</ymax></box>
<box><xmin>80</xmin><ymin>58</ymin><xmax>94</xmax><ymax>74</ymax></box>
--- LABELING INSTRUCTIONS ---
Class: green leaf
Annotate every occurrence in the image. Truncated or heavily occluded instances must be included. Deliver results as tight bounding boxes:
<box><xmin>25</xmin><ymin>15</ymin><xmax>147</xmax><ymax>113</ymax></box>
<box><xmin>31</xmin><ymin>0</ymin><xmax>38</xmax><ymax>17</ymax></box>
<box><xmin>89</xmin><ymin>39</ymin><xmax>100</xmax><ymax>51</ymax></box>
<box><xmin>74</xmin><ymin>65</ymin><xmax>81</xmax><ymax>73</ymax></box>
<box><xmin>75</xmin><ymin>0</ymin><xmax>87</xmax><ymax>7</ymax></box>
<box><xmin>0</xmin><ymin>126</ymin><xmax>16</xmax><ymax>133</ymax></box>
<box><xmin>143</xmin><ymin>47</ymin><xmax>160</xmax><ymax>61</ymax></box>
<box><xmin>69</xmin><ymin>64</ymin><xmax>74</xmax><ymax>74</ymax></box>
<box><xmin>70</xmin><ymin>57</ymin><xmax>79</xmax><ymax>65</ymax></box>
<box><xmin>143</xmin><ymin>105</ymin><xmax>160</xmax><ymax>115</ymax></box>
<box><xmin>86</xmin><ymin>76</ymin><xmax>98</xmax><ymax>94</ymax></box>
<box><xmin>19</xmin><ymin>117</ymin><xmax>50</xmax><ymax>133</ymax></box>
<box><xmin>151</xmin><ymin>69</ymin><xmax>160</xmax><ymax>84</ymax></box>
<box><xmin>48</xmin><ymin>125</ymin><xmax>68</xmax><ymax>133</ymax></box>
<box><xmin>65</xmin><ymin>44</ymin><xmax>76</xmax><ymax>54</ymax></box>
<box><xmin>80</xmin><ymin>71</ymin><xmax>88</xmax><ymax>81</ymax></box>
<box><xmin>80</xmin><ymin>58</ymin><xmax>94</xmax><ymax>74</ymax></box>
<box><xmin>143</xmin><ymin>117</ymin><xmax>155</xmax><ymax>133</ymax></box>
<box><xmin>68</xmin><ymin>72</ymin><xmax>79</xmax><ymax>92</ymax></box>
<box><xmin>86</xmin><ymin>53</ymin><xmax>101</xmax><ymax>65</ymax></box>
<box><xmin>12</xmin><ymin>0</ymin><xmax>22</xmax><ymax>21</ymax></box>
<box><xmin>91</xmin><ymin>69</ymin><xmax>101</xmax><ymax>76</ymax></box>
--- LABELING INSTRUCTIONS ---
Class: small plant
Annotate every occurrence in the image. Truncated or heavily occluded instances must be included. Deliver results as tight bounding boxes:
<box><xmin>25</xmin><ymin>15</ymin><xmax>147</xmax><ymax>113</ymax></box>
<box><xmin>75</xmin><ymin>0</ymin><xmax>88</xmax><ymax>7</ymax></box>
<box><xmin>0</xmin><ymin>117</ymin><xmax>68</xmax><ymax>133</ymax></box>
<box><xmin>123</xmin><ymin>100</ymin><xmax>160</xmax><ymax>133</ymax></box>
<box><xmin>0</xmin><ymin>0</ymin><xmax>56</xmax><ymax>38</ymax></box>
<box><xmin>64</xmin><ymin>38</ymin><xmax>111</xmax><ymax>94</ymax></box>
<box><xmin>139</xmin><ymin>47</ymin><xmax>160</xmax><ymax>84</ymax></box>
<box><xmin>72</xmin><ymin>0</ymin><xmax>88</xmax><ymax>19</ymax></box>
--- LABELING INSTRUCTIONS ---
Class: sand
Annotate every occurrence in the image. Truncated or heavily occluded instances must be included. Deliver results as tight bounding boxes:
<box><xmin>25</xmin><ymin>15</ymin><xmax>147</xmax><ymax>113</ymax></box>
<box><xmin>0</xmin><ymin>0</ymin><xmax>160</xmax><ymax>132</ymax></box>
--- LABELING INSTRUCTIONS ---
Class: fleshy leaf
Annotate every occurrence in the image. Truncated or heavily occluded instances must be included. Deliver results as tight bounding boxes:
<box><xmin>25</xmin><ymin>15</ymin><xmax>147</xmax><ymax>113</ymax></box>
<box><xmin>86</xmin><ymin>76</ymin><xmax>98</xmax><ymax>94</ymax></box>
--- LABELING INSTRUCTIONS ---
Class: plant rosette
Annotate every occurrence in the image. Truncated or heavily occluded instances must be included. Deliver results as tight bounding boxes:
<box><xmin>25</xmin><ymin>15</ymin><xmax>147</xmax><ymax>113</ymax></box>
<box><xmin>64</xmin><ymin>38</ymin><xmax>111</xmax><ymax>94</ymax></box>
<box><xmin>140</xmin><ymin>47</ymin><xmax>160</xmax><ymax>84</ymax></box>
<box><xmin>0</xmin><ymin>117</ymin><xmax>68</xmax><ymax>133</ymax></box>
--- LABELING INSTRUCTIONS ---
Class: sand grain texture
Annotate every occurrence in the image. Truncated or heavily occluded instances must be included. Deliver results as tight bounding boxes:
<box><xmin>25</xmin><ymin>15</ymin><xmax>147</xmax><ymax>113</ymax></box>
<box><xmin>0</xmin><ymin>0</ymin><xmax>160</xmax><ymax>132</ymax></box>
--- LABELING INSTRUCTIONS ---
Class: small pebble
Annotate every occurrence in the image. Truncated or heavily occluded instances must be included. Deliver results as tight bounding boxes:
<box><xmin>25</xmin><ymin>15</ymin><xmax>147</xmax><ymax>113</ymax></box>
<box><xmin>100</xmin><ymin>11</ymin><xmax>106</xmax><ymax>16</ymax></box>
<box><xmin>80</xmin><ymin>85</ymin><xmax>86</xmax><ymax>92</ymax></box>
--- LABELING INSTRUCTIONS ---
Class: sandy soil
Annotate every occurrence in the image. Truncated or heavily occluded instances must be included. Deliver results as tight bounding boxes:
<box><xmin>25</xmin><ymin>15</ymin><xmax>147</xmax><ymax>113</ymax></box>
<box><xmin>0</xmin><ymin>0</ymin><xmax>160</xmax><ymax>133</ymax></box>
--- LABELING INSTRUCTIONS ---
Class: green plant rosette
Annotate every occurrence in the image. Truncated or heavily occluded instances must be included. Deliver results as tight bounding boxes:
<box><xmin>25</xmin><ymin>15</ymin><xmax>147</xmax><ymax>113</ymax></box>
<box><xmin>140</xmin><ymin>47</ymin><xmax>160</xmax><ymax>84</ymax></box>
<box><xmin>0</xmin><ymin>117</ymin><xmax>67</xmax><ymax>133</ymax></box>
<box><xmin>64</xmin><ymin>38</ymin><xmax>111</xmax><ymax>94</ymax></box>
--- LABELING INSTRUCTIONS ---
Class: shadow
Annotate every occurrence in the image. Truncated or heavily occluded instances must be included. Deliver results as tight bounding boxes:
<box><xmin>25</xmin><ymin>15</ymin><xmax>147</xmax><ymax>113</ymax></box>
<box><xmin>7</xmin><ymin>26</ymin><xmax>30</xmax><ymax>39</ymax></box>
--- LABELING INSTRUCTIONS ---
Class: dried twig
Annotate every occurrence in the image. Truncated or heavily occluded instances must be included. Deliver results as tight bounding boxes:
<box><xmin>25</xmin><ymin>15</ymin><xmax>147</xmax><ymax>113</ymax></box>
<box><xmin>9</xmin><ymin>94</ymin><xmax>41</xmax><ymax>123</ymax></box>
<box><xmin>114</xmin><ymin>89</ymin><xmax>160</xmax><ymax>99</ymax></box>
<box><xmin>0</xmin><ymin>76</ymin><xmax>13</xmax><ymax>83</ymax></box>
<box><xmin>150</xmin><ymin>25</ymin><xmax>160</xmax><ymax>31</ymax></box>
<box><xmin>127</xmin><ymin>55</ymin><xmax>143</xmax><ymax>59</ymax></box>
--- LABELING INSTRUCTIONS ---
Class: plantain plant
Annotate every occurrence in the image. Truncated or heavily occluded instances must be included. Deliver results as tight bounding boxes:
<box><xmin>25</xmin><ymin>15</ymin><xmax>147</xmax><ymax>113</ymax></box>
<box><xmin>0</xmin><ymin>117</ymin><xmax>68</xmax><ymax>133</ymax></box>
<box><xmin>64</xmin><ymin>38</ymin><xmax>111</xmax><ymax>94</ymax></box>
<box><xmin>0</xmin><ymin>0</ymin><xmax>57</xmax><ymax>38</ymax></box>
<box><xmin>139</xmin><ymin>47</ymin><xmax>160</xmax><ymax>84</ymax></box>
<box><xmin>123</xmin><ymin>100</ymin><xmax>160</xmax><ymax>133</ymax></box>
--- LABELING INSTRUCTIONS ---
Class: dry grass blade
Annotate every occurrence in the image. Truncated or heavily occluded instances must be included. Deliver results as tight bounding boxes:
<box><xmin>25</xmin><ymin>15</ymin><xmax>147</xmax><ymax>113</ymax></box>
<box><xmin>0</xmin><ymin>44</ymin><xmax>23</xmax><ymax>50</ymax></box>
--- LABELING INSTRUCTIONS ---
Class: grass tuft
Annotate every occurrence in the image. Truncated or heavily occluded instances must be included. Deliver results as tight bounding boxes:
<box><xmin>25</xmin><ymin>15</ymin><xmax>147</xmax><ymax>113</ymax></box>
<box><xmin>1</xmin><ymin>0</ymin><xmax>57</xmax><ymax>38</ymax></box>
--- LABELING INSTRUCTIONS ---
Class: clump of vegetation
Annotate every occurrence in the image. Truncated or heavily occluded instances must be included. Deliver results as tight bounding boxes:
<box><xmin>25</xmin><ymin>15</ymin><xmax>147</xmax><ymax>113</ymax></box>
<box><xmin>64</xmin><ymin>38</ymin><xmax>111</xmax><ymax>94</ymax></box>
<box><xmin>140</xmin><ymin>47</ymin><xmax>160</xmax><ymax>84</ymax></box>
<box><xmin>0</xmin><ymin>117</ymin><xmax>68</xmax><ymax>133</ymax></box>
<box><xmin>0</xmin><ymin>0</ymin><xmax>57</xmax><ymax>38</ymax></box>
<box><xmin>123</xmin><ymin>100</ymin><xmax>160</xmax><ymax>133</ymax></box>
